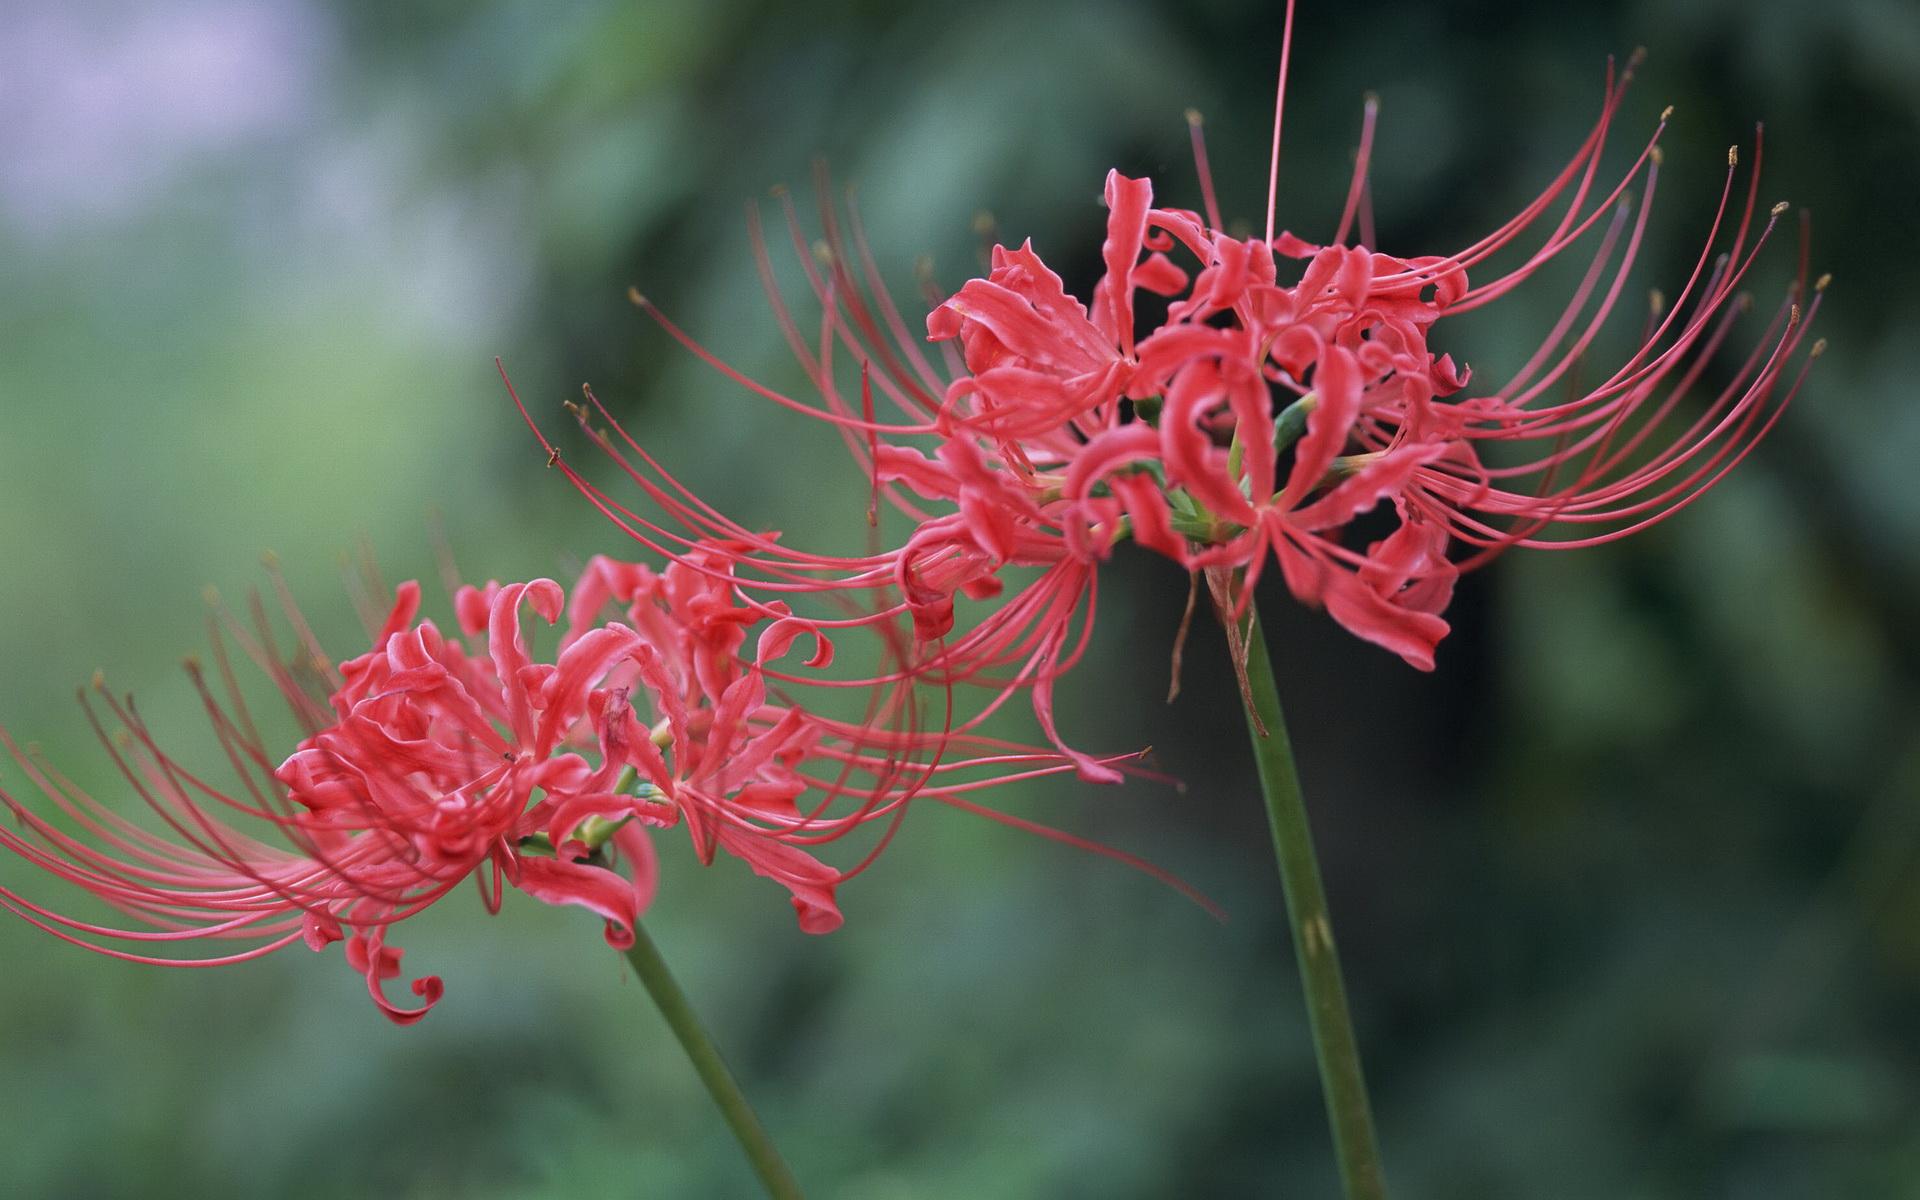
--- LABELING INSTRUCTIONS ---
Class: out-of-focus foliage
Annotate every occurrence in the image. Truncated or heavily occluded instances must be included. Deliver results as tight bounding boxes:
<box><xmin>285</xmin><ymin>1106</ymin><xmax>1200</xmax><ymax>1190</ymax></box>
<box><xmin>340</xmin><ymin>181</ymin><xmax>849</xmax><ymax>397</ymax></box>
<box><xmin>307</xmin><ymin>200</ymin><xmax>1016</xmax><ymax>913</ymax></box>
<box><xmin>0</xmin><ymin>0</ymin><xmax>1915</xmax><ymax>1195</ymax></box>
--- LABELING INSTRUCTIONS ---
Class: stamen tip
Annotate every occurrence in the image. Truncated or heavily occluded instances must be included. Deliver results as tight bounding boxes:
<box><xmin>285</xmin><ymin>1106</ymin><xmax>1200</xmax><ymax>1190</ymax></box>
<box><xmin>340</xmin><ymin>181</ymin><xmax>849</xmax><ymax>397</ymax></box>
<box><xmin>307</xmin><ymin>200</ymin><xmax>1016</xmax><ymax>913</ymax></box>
<box><xmin>89</xmin><ymin>669</ymin><xmax>106</xmax><ymax>691</ymax></box>
<box><xmin>1815</xmin><ymin>271</ymin><xmax>1833</xmax><ymax>292</ymax></box>
<box><xmin>1649</xmin><ymin>288</ymin><xmax>1666</xmax><ymax>315</ymax></box>
<box><xmin>627</xmin><ymin>286</ymin><xmax>649</xmax><ymax>307</ymax></box>
<box><xmin>1184</xmin><ymin>107</ymin><xmax>1204</xmax><ymax>127</ymax></box>
<box><xmin>1628</xmin><ymin>46</ymin><xmax>1648</xmax><ymax>69</ymax></box>
<box><xmin>1790</xmin><ymin>303</ymin><xmax>1802</xmax><ymax>325</ymax></box>
<box><xmin>1770</xmin><ymin>200</ymin><xmax>1790</xmax><ymax>217</ymax></box>
<box><xmin>1649</xmin><ymin>146</ymin><xmax>1664</xmax><ymax>166</ymax></box>
<box><xmin>260</xmin><ymin>549</ymin><xmax>280</xmax><ymax>568</ymax></box>
<box><xmin>1728</xmin><ymin>145</ymin><xmax>1739</xmax><ymax>167</ymax></box>
<box><xmin>1810</xmin><ymin>337</ymin><xmax>1829</xmax><ymax>358</ymax></box>
<box><xmin>201</xmin><ymin>584</ymin><xmax>221</xmax><ymax>607</ymax></box>
<box><xmin>1660</xmin><ymin>104</ymin><xmax>1675</xmax><ymax>121</ymax></box>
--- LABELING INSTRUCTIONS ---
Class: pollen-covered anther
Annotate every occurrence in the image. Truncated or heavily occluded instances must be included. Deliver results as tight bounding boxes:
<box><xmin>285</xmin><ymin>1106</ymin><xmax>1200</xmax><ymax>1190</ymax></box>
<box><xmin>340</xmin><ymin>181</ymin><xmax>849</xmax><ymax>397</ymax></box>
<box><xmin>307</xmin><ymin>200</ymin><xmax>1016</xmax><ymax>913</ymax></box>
<box><xmin>1770</xmin><ymin>200</ymin><xmax>1790</xmax><ymax>217</ymax></box>
<box><xmin>1815</xmin><ymin>272</ymin><xmax>1833</xmax><ymax>292</ymax></box>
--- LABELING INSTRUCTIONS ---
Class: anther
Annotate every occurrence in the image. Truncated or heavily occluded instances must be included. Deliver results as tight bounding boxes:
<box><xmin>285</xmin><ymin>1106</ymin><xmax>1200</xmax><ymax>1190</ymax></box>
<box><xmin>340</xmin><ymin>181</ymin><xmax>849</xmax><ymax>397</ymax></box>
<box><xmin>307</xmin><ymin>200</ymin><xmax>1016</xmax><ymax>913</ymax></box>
<box><xmin>1660</xmin><ymin>104</ymin><xmax>1674</xmax><ymax>121</ymax></box>
<box><xmin>1728</xmin><ymin>145</ymin><xmax>1739</xmax><ymax>167</ymax></box>
<box><xmin>1815</xmin><ymin>272</ymin><xmax>1832</xmax><ymax>292</ymax></box>
<box><xmin>546</xmin><ymin>447</ymin><xmax>561</xmax><ymax>468</ymax></box>
<box><xmin>1649</xmin><ymin>146</ymin><xmax>1664</xmax><ymax>166</ymax></box>
<box><xmin>627</xmin><ymin>286</ymin><xmax>648</xmax><ymax>306</ymax></box>
<box><xmin>1790</xmin><ymin>303</ymin><xmax>1802</xmax><ymax>325</ymax></box>
<box><xmin>90</xmin><ymin>669</ymin><xmax>106</xmax><ymax>691</ymax></box>
<box><xmin>1649</xmin><ymin>289</ymin><xmax>1666</xmax><ymax>315</ymax></box>
<box><xmin>1810</xmin><ymin>338</ymin><xmax>1829</xmax><ymax>358</ymax></box>
<box><xmin>1184</xmin><ymin>107</ymin><xmax>1203</xmax><ymax>128</ymax></box>
<box><xmin>1770</xmin><ymin>201</ymin><xmax>1790</xmax><ymax>217</ymax></box>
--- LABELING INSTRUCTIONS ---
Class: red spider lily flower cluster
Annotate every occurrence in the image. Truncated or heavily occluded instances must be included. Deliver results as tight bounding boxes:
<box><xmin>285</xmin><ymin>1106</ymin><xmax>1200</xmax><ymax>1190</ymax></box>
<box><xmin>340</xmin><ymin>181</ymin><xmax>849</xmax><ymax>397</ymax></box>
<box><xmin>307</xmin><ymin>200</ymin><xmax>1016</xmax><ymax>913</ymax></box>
<box><xmin>528</xmin><ymin>48</ymin><xmax>1824</xmax><ymax>761</ymax></box>
<box><xmin>0</xmin><ymin>546</ymin><xmax>1115</xmax><ymax>1023</ymax></box>
<box><xmin>0</xmin><ymin>25</ymin><xmax>1828</xmax><ymax>1029</ymax></box>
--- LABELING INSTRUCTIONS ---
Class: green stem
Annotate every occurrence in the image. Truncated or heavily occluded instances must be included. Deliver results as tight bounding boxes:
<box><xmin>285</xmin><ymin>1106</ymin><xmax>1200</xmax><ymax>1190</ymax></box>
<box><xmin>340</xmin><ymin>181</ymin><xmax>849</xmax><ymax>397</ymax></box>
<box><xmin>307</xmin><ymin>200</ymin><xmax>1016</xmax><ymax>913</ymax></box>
<box><xmin>623</xmin><ymin>922</ymin><xmax>807</xmax><ymax>1200</ymax></box>
<box><xmin>1239</xmin><ymin>604</ymin><xmax>1387</xmax><ymax>1200</ymax></box>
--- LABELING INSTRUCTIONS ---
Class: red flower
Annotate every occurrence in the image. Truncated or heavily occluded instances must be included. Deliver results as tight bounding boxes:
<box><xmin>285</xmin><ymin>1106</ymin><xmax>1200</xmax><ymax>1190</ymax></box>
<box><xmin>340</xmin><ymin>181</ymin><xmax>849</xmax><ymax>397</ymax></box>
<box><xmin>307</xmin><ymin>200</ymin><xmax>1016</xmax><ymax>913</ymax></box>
<box><xmin>1</xmin><ymin>545</ymin><xmax>1172</xmax><ymax>1021</ymax></box>
<box><xmin>0</xmin><ymin>575</ymin><xmax>672</xmax><ymax>1024</ymax></box>
<box><xmin>538</xmin><ymin>47</ymin><xmax>1822</xmax><ymax>690</ymax></box>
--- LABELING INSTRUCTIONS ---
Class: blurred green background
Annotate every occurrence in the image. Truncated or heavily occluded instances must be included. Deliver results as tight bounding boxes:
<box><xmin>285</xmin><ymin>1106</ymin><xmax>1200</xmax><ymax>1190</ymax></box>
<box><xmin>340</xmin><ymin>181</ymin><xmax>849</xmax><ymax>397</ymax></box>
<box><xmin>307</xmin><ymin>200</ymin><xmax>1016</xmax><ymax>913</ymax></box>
<box><xmin>2</xmin><ymin>1</ymin><xmax>1916</xmax><ymax>1196</ymax></box>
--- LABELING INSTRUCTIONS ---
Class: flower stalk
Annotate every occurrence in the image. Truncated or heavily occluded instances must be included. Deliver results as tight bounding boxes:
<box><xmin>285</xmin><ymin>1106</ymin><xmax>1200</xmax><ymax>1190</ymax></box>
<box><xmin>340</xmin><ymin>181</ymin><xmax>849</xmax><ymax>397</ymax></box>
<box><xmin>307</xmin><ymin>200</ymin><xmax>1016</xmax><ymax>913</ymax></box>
<box><xmin>623</xmin><ymin>920</ymin><xmax>807</xmax><ymax>1200</ymax></box>
<box><xmin>1239</xmin><ymin>603</ymin><xmax>1386</xmax><ymax>1200</ymax></box>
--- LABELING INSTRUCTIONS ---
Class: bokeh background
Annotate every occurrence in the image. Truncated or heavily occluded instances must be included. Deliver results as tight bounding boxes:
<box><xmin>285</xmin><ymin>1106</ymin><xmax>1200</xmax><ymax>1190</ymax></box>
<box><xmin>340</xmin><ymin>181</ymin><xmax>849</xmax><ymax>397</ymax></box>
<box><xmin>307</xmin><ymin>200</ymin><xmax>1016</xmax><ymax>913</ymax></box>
<box><xmin>2</xmin><ymin>1</ymin><xmax>1915</xmax><ymax>1196</ymax></box>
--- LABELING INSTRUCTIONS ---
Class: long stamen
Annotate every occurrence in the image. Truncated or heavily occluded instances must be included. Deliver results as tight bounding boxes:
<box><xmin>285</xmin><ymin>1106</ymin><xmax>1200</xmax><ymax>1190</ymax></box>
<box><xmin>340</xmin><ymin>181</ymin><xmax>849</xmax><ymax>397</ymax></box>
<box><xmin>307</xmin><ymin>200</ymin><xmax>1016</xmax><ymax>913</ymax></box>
<box><xmin>1264</xmin><ymin>0</ymin><xmax>1299</xmax><ymax>246</ymax></box>
<box><xmin>1186</xmin><ymin>108</ymin><xmax>1225</xmax><ymax>232</ymax></box>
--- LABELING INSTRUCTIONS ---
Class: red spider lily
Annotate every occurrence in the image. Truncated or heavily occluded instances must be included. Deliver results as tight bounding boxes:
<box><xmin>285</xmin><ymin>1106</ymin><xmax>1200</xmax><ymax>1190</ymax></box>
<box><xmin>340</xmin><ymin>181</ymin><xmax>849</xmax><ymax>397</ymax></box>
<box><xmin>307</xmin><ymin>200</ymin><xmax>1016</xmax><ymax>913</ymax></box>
<box><xmin>0</xmin><ymin>573</ymin><xmax>679</xmax><ymax>1024</ymax></box>
<box><xmin>531</xmin><ymin>34</ymin><xmax>1822</xmax><ymax>691</ymax></box>
<box><xmin>0</xmin><ymin>548</ymin><xmax>1194</xmax><ymax>1022</ymax></box>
